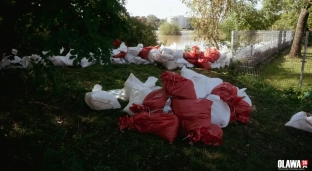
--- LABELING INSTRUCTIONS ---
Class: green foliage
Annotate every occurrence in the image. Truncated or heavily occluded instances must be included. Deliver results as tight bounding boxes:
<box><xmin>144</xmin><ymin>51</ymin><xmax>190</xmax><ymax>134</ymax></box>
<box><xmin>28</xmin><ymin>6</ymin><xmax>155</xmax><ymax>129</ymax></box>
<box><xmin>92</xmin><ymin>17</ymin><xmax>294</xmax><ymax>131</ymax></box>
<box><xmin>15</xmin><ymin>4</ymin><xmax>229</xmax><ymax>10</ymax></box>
<box><xmin>0</xmin><ymin>0</ymin><xmax>129</xmax><ymax>64</ymax></box>
<box><xmin>159</xmin><ymin>21</ymin><xmax>182</xmax><ymax>35</ymax></box>
<box><xmin>119</xmin><ymin>17</ymin><xmax>158</xmax><ymax>46</ymax></box>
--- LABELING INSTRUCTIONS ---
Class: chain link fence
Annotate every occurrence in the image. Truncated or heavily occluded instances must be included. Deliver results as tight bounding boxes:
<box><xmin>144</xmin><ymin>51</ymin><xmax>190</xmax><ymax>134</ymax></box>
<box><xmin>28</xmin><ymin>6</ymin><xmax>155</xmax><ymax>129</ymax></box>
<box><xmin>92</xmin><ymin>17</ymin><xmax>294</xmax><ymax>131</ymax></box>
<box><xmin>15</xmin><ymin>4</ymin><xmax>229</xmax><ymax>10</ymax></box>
<box><xmin>229</xmin><ymin>30</ymin><xmax>312</xmax><ymax>90</ymax></box>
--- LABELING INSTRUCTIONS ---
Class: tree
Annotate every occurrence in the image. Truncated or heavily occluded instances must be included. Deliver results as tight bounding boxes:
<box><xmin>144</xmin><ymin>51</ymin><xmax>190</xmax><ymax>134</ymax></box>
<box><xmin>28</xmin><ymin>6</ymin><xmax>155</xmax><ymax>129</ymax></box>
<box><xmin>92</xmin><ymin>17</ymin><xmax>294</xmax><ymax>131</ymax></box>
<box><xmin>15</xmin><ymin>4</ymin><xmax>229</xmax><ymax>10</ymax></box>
<box><xmin>146</xmin><ymin>15</ymin><xmax>159</xmax><ymax>30</ymax></box>
<box><xmin>0</xmin><ymin>0</ymin><xmax>129</xmax><ymax>64</ymax></box>
<box><xmin>289</xmin><ymin>0</ymin><xmax>312</xmax><ymax>57</ymax></box>
<box><xmin>159</xmin><ymin>21</ymin><xmax>182</xmax><ymax>35</ymax></box>
<box><xmin>182</xmin><ymin>0</ymin><xmax>256</xmax><ymax>50</ymax></box>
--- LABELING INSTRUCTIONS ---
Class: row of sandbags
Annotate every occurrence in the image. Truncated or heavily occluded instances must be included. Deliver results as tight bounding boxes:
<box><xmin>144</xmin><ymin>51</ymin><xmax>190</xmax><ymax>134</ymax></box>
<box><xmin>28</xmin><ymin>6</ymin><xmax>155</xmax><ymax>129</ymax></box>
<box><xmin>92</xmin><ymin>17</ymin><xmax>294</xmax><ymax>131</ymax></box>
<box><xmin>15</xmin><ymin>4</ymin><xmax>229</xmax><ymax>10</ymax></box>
<box><xmin>110</xmin><ymin>41</ymin><xmax>232</xmax><ymax>70</ymax></box>
<box><xmin>115</xmin><ymin>66</ymin><xmax>252</xmax><ymax>145</ymax></box>
<box><xmin>0</xmin><ymin>48</ymin><xmax>97</xmax><ymax>69</ymax></box>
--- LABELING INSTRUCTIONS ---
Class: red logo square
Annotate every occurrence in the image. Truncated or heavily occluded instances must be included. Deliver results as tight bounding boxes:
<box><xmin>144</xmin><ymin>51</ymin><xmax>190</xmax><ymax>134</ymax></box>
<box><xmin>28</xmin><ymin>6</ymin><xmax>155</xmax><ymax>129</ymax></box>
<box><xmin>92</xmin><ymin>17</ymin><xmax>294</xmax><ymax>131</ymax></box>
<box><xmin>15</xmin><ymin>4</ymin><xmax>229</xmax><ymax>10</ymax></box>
<box><xmin>301</xmin><ymin>160</ymin><xmax>308</xmax><ymax>168</ymax></box>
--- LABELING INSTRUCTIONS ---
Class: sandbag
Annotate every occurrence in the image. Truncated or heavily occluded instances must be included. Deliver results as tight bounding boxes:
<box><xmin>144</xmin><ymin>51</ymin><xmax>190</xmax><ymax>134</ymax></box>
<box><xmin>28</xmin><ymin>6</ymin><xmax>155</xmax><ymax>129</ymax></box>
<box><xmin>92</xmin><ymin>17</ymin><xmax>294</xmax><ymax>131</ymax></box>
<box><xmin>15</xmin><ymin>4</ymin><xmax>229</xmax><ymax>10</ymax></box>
<box><xmin>128</xmin><ymin>47</ymin><xmax>142</xmax><ymax>56</ymax></box>
<box><xmin>118</xmin><ymin>112</ymin><xmax>179</xmax><ymax>143</ymax></box>
<box><xmin>172</xmin><ymin>98</ymin><xmax>213</xmax><ymax>144</ymax></box>
<box><xmin>124</xmin><ymin>73</ymin><xmax>145</xmax><ymax>100</ymax></box>
<box><xmin>124</xmin><ymin>53</ymin><xmax>136</xmax><ymax>63</ymax></box>
<box><xmin>177</xmin><ymin>58</ymin><xmax>194</xmax><ymax>68</ymax></box>
<box><xmin>172</xmin><ymin>98</ymin><xmax>212</xmax><ymax>130</ymax></box>
<box><xmin>85</xmin><ymin>91</ymin><xmax>121</xmax><ymax>110</ymax></box>
<box><xmin>206</xmin><ymin>94</ymin><xmax>231</xmax><ymax>128</ymax></box>
<box><xmin>163</xmin><ymin>58</ymin><xmax>178</xmax><ymax>70</ymax></box>
<box><xmin>138</xmin><ymin>47</ymin><xmax>153</xmax><ymax>60</ymax></box>
<box><xmin>235</xmin><ymin>99</ymin><xmax>251</xmax><ymax>124</ymax></box>
<box><xmin>285</xmin><ymin>111</ymin><xmax>312</xmax><ymax>133</ymax></box>
<box><xmin>160</xmin><ymin>71</ymin><xmax>197</xmax><ymax>99</ymax></box>
<box><xmin>172</xmin><ymin>49</ymin><xmax>184</xmax><ymax>59</ymax></box>
<box><xmin>122</xmin><ymin>86</ymin><xmax>153</xmax><ymax>115</ymax></box>
<box><xmin>237</xmin><ymin>87</ymin><xmax>252</xmax><ymax>107</ymax></box>
<box><xmin>204</xmin><ymin>47</ymin><xmax>220</xmax><ymax>63</ymax></box>
<box><xmin>200</xmin><ymin>124</ymin><xmax>223</xmax><ymax>146</ymax></box>
<box><xmin>142</xmin><ymin>88</ymin><xmax>171</xmax><ymax>112</ymax></box>
<box><xmin>180</xmin><ymin>66</ymin><xmax>223</xmax><ymax>98</ymax></box>
<box><xmin>211</xmin><ymin>82</ymin><xmax>251</xmax><ymax>123</ymax></box>
<box><xmin>147</xmin><ymin>49</ymin><xmax>160</xmax><ymax>63</ymax></box>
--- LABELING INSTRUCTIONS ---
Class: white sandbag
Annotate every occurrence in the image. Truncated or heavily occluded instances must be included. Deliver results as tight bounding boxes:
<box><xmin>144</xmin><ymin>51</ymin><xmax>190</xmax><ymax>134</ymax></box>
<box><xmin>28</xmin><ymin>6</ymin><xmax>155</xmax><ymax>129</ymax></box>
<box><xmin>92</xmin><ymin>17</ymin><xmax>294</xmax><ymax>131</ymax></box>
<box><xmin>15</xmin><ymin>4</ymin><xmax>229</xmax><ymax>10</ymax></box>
<box><xmin>8</xmin><ymin>56</ymin><xmax>21</xmax><ymax>64</ymax></box>
<box><xmin>137</xmin><ymin>44</ymin><xmax>144</xmax><ymax>48</ymax></box>
<box><xmin>163</xmin><ymin>58</ymin><xmax>178</xmax><ymax>70</ymax></box>
<box><xmin>116</xmin><ymin>42</ymin><xmax>128</xmax><ymax>53</ymax></box>
<box><xmin>285</xmin><ymin>111</ymin><xmax>312</xmax><ymax>133</ymax></box>
<box><xmin>172</xmin><ymin>49</ymin><xmax>184</xmax><ymax>59</ymax></box>
<box><xmin>122</xmin><ymin>86</ymin><xmax>153</xmax><ymax>115</ymax></box>
<box><xmin>132</xmin><ymin>57</ymin><xmax>150</xmax><ymax>65</ymax></box>
<box><xmin>49</xmin><ymin>56</ymin><xmax>73</xmax><ymax>66</ymax></box>
<box><xmin>144</xmin><ymin>76</ymin><xmax>158</xmax><ymax>87</ymax></box>
<box><xmin>206</xmin><ymin>94</ymin><xmax>231</xmax><ymax>128</ymax></box>
<box><xmin>177</xmin><ymin>58</ymin><xmax>192</xmax><ymax>68</ymax></box>
<box><xmin>237</xmin><ymin>87</ymin><xmax>252</xmax><ymax>106</ymax></box>
<box><xmin>181</xmin><ymin>66</ymin><xmax>223</xmax><ymax>98</ymax></box>
<box><xmin>151</xmin><ymin>86</ymin><xmax>162</xmax><ymax>91</ymax></box>
<box><xmin>85</xmin><ymin>91</ymin><xmax>121</xmax><ymax>110</ymax></box>
<box><xmin>111</xmin><ymin>49</ymin><xmax>121</xmax><ymax>56</ymax></box>
<box><xmin>107</xmin><ymin>89</ymin><xmax>127</xmax><ymax>100</ymax></box>
<box><xmin>124</xmin><ymin>53</ymin><xmax>136</xmax><ymax>63</ymax></box>
<box><xmin>110</xmin><ymin>57</ymin><xmax>126</xmax><ymax>64</ymax></box>
<box><xmin>162</xmin><ymin>48</ymin><xmax>174</xmax><ymax>55</ymax></box>
<box><xmin>124</xmin><ymin>73</ymin><xmax>145</xmax><ymax>100</ymax></box>
<box><xmin>81</xmin><ymin>57</ymin><xmax>96</xmax><ymax>68</ymax></box>
<box><xmin>147</xmin><ymin>49</ymin><xmax>160</xmax><ymax>63</ymax></box>
<box><xmin>127</xmin><ymin>47</ymin><xmax>142</xmax><ymax>56</ymax></box>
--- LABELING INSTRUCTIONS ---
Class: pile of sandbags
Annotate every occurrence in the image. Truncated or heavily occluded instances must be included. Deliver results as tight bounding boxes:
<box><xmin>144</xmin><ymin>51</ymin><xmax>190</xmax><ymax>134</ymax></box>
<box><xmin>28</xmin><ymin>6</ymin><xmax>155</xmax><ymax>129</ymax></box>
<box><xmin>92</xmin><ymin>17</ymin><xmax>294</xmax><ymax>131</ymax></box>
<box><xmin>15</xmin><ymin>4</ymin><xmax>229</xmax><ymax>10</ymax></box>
<box><xmin>118</xmin><ymin>66</ymin><xmax>253</xmax><ymax>146</ymax></box>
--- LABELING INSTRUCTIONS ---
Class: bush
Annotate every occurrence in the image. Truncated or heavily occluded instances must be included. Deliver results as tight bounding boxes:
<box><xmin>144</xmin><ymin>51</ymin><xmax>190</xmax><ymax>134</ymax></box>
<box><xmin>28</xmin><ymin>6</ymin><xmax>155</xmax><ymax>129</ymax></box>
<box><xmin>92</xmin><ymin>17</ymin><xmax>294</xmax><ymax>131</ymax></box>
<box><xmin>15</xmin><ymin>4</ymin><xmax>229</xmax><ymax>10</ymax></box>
<box><xmin>119</xmin><ymin>17</ymin><xmax>158</xmax><ymax>47</ymax></box>
<box><xmin>159</xmin><ymin>21</ymin><xmax>182</xmax><ymax>35</ymax></box>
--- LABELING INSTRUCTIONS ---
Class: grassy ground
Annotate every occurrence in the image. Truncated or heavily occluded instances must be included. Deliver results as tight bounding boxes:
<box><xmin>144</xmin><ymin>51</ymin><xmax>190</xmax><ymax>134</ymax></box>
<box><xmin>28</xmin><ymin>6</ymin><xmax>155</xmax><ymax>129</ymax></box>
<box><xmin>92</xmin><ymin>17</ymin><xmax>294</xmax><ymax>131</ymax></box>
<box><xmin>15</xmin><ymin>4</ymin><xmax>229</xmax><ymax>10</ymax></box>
<box><xmin>0</xmin><ymin>63</ymin><xmax>311</xmax><ymax>171</ymax></box>
<box><xmin>260</xmin><ymin>49</ymin><xmax>312</xmax><ymax>90</ymax></box>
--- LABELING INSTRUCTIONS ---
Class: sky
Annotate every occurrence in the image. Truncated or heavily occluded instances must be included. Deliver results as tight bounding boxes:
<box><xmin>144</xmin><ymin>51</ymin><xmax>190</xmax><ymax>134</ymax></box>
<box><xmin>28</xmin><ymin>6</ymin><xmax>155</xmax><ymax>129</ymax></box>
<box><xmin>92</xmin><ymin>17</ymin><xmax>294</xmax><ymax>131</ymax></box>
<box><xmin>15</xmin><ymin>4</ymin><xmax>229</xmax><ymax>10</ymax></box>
<box><xmin>125</xmin><ymin>0</ymin><xmax>190</xmax><ymax>19</ymax></box>
<box><xmin>125</xmin><ymin>0</ymin><xmax>263</xmax><ymax>19</ymax></box>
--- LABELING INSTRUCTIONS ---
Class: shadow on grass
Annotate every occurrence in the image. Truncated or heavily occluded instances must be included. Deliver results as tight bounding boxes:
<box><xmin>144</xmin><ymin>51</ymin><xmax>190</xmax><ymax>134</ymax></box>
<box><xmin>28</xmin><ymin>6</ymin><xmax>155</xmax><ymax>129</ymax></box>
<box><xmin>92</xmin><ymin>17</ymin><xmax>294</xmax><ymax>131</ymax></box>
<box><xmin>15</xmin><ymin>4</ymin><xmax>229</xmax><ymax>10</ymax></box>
<box><xmin>0</xmin><ymin>64</ymin><xmax>311</xmax><ymax>171</ymax></box>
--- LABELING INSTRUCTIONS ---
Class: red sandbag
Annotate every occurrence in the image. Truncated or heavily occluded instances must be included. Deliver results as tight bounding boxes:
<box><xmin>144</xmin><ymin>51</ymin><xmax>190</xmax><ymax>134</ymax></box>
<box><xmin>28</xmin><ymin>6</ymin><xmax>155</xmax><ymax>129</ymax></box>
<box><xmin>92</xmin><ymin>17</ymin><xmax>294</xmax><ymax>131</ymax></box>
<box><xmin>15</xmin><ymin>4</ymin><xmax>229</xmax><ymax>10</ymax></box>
<box><xmin>201</xmin><ymin>124</ymin><xmax>223</xmax><ymax>146</ymax></box>
<box><xmin>142</xmin><ymin>88</ymin><xmax>171</xmax><ymax>112</ymax></box>
<box><xmin>211</xmin><ymin>82</ymin><xmax>238</xmax><ymax>106</ymax></box>
<box><xmin>197</xmin><ymin>57</ymin><xmax>211</xmax><ymax>70</ymax></box>
<box><xmin>138</xmin><ymin>47</ymin><xmax>153</xmax><ymax>60</ymax></box>
<box><xmin>235</xmin><ymin>99</ymin><xmax>251</xmax><ymax>124</ymax></box>
<box><xmin>112</xmin><ymin>51</ymin><xmax>126</xmax><ymax>58</ymax></box>
<box><xmin>172</xmin><ymin>98</ymin><xmax>212</xmax><ymax>130</ymax></box>
<box><xmin>113</xmin><ymin>39</ymin><xmax>122</xmax><ymax>47</ymax></box>
<box><xmin>212</xmin><ymin>82</ymin><xmax>251</xmax><ymax>123</ymax></box>
<box><xmin>118</xmin><ymin>112</ymin><xmax>179</xmax><ymax>143</ymax></box>
<box><xmin>204</xmin><ymin>48</ymin><xmax>220</xmax><ymax>63</ymax></box>
<box><xmin>160</xmin><ymin>71</ymin><xmax>197</xmax><ymax>99</ymax></box>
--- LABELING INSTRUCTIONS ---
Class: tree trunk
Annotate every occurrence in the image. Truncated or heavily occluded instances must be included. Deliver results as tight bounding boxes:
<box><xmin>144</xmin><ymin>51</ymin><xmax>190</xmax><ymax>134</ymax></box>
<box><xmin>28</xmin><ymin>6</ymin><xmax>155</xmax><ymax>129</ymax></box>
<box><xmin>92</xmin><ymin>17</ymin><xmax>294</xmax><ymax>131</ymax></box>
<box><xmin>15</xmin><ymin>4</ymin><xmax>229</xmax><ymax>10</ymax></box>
<box><xmin>289</xmin><ymin>8</ymin><xmax>310</xmax><ymax>57</ymax></box>
<box><xmin>211</xmin><ymin>37</ymin><xmax>220</xmax><ymax>50</ymax></box>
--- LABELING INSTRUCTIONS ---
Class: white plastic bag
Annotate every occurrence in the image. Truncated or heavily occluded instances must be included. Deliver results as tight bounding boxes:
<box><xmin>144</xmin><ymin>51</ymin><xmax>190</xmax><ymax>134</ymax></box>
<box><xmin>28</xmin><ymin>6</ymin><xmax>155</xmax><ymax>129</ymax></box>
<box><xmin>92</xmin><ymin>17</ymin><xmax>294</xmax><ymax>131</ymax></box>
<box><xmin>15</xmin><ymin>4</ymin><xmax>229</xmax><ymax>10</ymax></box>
<box><xmin>124</xmin><ymin>53</ymin><xmax>136</xmax><ymax>63</ymax></box>
<box><xmin>285</xmin><ymin>111</ymin><xmax>312</xmax><ymax>133</ymax></box>
<box><xmin>127</xmin><ymin>47</ymin><xmax>142</xmax><ymax>56</ymax></box>
<box><xmin>206</xmin><ymin>94</ymin><xmax>231</xmax><ymax>128</ymax></box>
<box><xmin>85</xmin><ymin>91</ymin><xmax>121</xmax><ymax>110</ymax></box>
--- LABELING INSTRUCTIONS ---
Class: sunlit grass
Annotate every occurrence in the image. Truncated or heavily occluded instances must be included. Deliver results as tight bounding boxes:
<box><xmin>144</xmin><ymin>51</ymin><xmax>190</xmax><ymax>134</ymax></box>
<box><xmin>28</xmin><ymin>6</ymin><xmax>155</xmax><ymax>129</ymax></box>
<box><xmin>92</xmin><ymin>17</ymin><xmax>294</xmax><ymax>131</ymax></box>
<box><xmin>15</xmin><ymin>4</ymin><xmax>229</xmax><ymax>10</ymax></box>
<box><xmin>260</xmin><ymin>50</ymin><xmax>312</xmax><ymax>90</ymax></box>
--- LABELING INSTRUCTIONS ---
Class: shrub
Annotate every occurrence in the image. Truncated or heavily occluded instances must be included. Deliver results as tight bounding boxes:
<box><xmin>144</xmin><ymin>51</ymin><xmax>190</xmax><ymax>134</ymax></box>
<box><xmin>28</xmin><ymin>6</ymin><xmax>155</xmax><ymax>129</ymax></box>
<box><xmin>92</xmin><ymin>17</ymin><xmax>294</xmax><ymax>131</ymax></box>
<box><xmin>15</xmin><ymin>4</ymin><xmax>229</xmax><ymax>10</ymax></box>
<box><xmin>159</xmin><ymin>21</ymin><xmax>182</xmax><ymax>35</ymax></box>
<box><xmin>119</xmin><ymin>17</ymin><xmax>158</xmax><ymax>47</ymax></box>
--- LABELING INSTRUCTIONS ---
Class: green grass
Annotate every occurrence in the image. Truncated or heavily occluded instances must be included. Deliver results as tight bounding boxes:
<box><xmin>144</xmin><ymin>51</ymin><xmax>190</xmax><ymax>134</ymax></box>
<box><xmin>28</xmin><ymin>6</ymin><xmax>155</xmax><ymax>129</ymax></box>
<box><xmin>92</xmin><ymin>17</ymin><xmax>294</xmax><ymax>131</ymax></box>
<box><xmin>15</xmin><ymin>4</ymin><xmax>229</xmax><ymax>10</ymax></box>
<box><xmin>0</xmin><ymin>64</ymin><xmax>312</xmax><ymax>171</ymax></box>
<box><xmin>260</xmin><ymin>50</ymin><xmax>312</xmax><ymax>90</ymax></box>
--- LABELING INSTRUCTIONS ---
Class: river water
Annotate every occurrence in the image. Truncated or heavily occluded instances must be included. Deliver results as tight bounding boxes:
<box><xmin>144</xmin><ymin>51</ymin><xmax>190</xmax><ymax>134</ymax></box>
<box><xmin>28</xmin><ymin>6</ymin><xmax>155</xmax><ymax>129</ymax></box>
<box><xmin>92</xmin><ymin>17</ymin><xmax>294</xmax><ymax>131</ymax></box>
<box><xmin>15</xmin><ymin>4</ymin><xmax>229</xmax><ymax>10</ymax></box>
<box><xmin>156</xmin><ymin>30</ymin><xmax>206</xmax><ymax>50</ymax></box>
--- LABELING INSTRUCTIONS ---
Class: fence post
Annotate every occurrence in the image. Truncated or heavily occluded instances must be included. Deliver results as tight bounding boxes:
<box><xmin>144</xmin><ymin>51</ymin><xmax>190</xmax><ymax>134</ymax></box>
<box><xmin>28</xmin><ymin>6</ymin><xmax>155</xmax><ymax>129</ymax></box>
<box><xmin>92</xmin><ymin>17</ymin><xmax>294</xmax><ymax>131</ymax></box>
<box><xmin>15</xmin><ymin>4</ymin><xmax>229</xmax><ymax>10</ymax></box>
<box><xmin>230</xmin><ymin>31</ymin><xmax>234</xmax><ymax>67</ymax></box>
<box><xmin>299</xmin><ymin>31</ymin><xmax>309</xmax><ymax>87</ymax></box>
